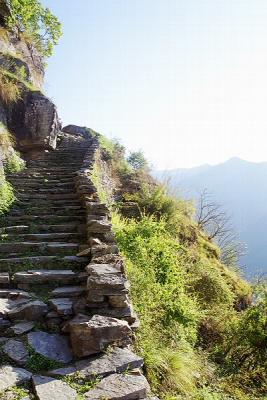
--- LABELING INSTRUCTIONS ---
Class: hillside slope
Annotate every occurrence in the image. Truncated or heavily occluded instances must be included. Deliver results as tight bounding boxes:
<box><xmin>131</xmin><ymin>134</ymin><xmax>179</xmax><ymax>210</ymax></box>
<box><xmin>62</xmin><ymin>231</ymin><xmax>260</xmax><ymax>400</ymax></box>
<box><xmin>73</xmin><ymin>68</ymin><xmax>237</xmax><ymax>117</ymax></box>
<box><xmin>89</xmin><ymin>137</ymin><xmax>266</xmax><ymax>400</ymax></box>
<box><xmin>155</xmin><ymin>157</ymin><xmax>267</xmax><ymax>276</ymax></box>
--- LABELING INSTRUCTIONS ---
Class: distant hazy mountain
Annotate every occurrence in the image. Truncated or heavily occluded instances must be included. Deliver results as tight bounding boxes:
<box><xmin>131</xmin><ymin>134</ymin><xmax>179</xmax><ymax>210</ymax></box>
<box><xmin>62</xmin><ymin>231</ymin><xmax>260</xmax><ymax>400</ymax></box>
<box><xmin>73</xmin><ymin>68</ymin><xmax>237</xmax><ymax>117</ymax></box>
<box><xmin>155</xmin><ymin>157</ymin><xmax>267</xmax><ymax>276</ymax></box>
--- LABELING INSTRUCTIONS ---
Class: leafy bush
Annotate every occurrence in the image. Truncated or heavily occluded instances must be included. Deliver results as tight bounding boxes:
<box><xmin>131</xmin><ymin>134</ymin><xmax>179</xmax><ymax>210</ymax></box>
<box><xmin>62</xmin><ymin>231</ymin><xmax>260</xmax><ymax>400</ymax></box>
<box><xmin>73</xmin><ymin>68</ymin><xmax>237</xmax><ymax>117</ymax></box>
<box><xmin>4</xmin><ymin>151</ymin><xmax>25</xmax><ymax>173</ymax></box>
<box><xmin>6</xmin><ymin>0</ymin><xmax>62</xmax><ymax>57</ymax></box>
<box><xmin>127</xmin><ymin>150</ymin><xmax>148</xmax><ymax>170</ymax></box>
<box><xmin>0</xmin><ymin>178</ymin><xmax>15</xmax><ymax>215</ymax></box>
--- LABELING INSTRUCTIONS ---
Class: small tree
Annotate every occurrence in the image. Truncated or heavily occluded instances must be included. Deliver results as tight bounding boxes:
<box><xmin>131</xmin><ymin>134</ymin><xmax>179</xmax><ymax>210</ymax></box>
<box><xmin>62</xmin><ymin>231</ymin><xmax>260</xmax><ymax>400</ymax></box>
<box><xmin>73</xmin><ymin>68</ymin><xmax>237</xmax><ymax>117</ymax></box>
<box><xmin>196</xmin><ymin>189</ymin><xmax>246</xmax><ymax>266</ymax></box>
<box><xmin>5</xmin><ymin>0</ymin><xmax>62</xmax><ymax>57</ymax></box>
<box><xmin>127</xmin><ymin>150</ymin><xmax>148</xmax><ymax>171</ymax></box>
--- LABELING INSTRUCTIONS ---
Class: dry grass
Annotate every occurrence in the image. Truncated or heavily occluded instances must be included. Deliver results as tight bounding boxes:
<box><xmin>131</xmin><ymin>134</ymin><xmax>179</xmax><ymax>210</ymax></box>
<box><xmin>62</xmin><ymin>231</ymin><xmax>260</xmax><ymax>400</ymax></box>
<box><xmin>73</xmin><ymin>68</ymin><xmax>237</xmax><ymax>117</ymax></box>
<box><xmin>0</xmin><ymin>27</ymin><xmax>8</xmax><ymax>42</ymax></box>
<box><xmin>0</xmin><ymin>69</ymin><xmax>21</xmax><ymax>103</ymax></box>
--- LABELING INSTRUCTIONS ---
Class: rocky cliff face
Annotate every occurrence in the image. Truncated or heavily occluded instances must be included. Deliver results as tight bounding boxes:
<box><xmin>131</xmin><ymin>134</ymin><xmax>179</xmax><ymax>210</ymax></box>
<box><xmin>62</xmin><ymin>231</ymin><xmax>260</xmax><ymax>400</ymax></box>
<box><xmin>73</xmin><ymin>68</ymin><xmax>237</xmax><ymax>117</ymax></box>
<box><xmin>0</xmin><ymin>3</ymin><xmax>60</xmax><ymax>161</ymax></box>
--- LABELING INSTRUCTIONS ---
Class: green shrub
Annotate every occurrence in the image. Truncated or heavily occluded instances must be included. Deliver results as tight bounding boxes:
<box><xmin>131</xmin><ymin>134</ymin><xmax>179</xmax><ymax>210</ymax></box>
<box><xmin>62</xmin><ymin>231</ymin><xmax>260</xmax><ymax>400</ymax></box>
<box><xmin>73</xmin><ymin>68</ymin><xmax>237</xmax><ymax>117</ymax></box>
<box><xmin>6</xmin><ymin>0</ymin><xmax>62</xmax><ymax>57</ymax></box>
<box><xmin>0</xmin><ymin>178</ymin><xmax>15</xmax><ymax>215</ymax></box>
<box><xmin>127</xmin><ymin>150</ymin><xmax>148</xmax><ymax>170</ymax></box>
<box><xmin>91</xmin><ymin>131</ymin><xmax>260</xmax><ymax>399</ymax></box>
<box><xmin>4</xmin><ymin>151</ymin><xmax>25</xmax><ymax>173</ymax></box>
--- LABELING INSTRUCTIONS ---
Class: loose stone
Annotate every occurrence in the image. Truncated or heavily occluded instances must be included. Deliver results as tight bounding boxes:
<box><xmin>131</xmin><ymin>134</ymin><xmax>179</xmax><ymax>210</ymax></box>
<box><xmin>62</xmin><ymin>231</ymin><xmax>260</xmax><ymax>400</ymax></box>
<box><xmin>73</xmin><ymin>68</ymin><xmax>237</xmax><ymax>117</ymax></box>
<box><xmin>27</xmin><ymin>331</ymin><xmax>73</xmax><ymax>364</ymax></box>
<box><xmin>32</xmin><ymin>375</ymin><xmax>77</xmax><ymax>400</ymax></box>
<box><xmin>3</xmin><ymin>339</ymin><xmax>29</xmax><ymax>366</ymax></box>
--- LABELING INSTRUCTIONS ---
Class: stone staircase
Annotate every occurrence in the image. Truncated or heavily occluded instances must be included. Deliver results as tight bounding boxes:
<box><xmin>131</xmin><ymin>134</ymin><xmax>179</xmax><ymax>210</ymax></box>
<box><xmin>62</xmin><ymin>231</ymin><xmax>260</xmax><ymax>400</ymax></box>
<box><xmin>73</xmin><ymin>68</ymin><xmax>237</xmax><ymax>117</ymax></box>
<box><xmin>0</xmin><ymin>133</ymin><xmax>153</xmax><ymax>400</ymax></box>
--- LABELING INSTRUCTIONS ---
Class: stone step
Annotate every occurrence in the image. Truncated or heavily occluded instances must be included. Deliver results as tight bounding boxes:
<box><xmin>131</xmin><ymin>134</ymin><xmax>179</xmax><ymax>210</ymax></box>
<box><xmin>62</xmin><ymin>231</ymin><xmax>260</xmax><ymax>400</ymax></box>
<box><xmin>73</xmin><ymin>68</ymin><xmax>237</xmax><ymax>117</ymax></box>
<box><xmin>3</xmin><ymin>215</ymin><xmax>85</xmax><ymax>224</ymax></box>
<box><xmin>8</xmin><ymin>173</ymin><xmax>76</xmax><ymax>179</ymax></box>
<box><xmin>0</xmin><ymin>242</ymin><xmax>79</xmax><ymax>255</ymax></box>
<box><xmin>15</xmin><ymin>188</ymin><xmax>76</xmax><ymax>194</ymax></box>
<box><xmin>0</xmin><ymin>255</ymin><xmax>88</xmax><ymax>272</ymax></box>
<box><xmin>0</xmin><ymin>224</ymin><xmax>85</xmax><ymax>234</ymax></box>
<box><xmin>0</xmin><ymin>289</ymin><xmax>31</xmax><ymax>299</ymax></box>
<box><xmin>10</xmin><ymin>207</ymin><xmax>85</xmax><ymax>216</ymax></box>
<box><xmin>85</xmin><ymin>373</ymin><xmax>149</xmax><ymax>400</ymax></box>
<box><xmin>13</xmin><ymin>270</ymin><xmax>84</xmax><ymax>284</ymax></box>
<box><xmin>8</xmin><ymin>181</ymin><xmax>75</xmax><ymax>189</ymax></box>
<box><xmin>8</xmin><ymin>177</ymin><xmax>75</xmax><ymax>183</ymax></box>
<box><xmin>51</xmin><ymin>286</ymin><xmax>87</xmax><ymax>297</ymax></box>
<box><xmin>1</xmin><ymin>232</ymin><xmax>83</xmax><ymax>242</ymax></box>
<box><xmin>15</xmin><ymin>199</ymin><xmax>82</xmax><ymax>207</ymax></box>
<box><xmin>17</xmin><ymin>193</ymin><xmax>79</xmax><ymax>200</ymax></box>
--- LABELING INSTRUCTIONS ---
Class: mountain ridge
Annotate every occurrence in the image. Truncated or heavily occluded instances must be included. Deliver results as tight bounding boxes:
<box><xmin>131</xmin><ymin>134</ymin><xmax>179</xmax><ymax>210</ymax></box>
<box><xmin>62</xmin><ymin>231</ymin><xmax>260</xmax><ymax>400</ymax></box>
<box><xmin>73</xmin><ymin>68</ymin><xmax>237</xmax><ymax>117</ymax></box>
<box><xmin>155</xmin><ymin>157</ymin><xmax>267</xmax><ymax>276</ymax></box>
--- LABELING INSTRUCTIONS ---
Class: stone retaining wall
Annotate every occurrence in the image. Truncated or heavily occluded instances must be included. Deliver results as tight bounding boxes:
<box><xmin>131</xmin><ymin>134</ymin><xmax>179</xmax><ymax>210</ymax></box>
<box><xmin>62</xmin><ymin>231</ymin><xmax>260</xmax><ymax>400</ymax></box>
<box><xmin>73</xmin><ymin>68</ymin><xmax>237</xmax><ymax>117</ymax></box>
<box><xmin>75</xmin><ymin>133</ymin><xmax>138</xmax><ymax>330</ymax></box>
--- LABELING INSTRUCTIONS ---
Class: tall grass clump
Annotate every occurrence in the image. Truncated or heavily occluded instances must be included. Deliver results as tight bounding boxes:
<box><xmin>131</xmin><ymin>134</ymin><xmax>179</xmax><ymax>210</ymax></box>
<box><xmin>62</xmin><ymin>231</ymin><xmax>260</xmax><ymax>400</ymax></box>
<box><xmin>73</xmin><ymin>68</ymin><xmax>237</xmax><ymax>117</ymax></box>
<box><xmin>0</xmin><ymin>68</ymin><xmax>21</xmax><ymax>103</ymax></box>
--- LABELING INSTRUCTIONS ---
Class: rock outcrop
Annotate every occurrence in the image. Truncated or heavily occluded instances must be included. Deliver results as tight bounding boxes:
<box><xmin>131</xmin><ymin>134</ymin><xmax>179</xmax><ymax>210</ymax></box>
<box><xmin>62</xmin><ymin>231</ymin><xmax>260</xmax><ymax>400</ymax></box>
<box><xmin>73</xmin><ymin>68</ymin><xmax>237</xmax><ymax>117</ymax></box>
<box><xmin>0</xmin><ymin>3</ymin><xmax>60</xmax><ymax>157</ymax></box>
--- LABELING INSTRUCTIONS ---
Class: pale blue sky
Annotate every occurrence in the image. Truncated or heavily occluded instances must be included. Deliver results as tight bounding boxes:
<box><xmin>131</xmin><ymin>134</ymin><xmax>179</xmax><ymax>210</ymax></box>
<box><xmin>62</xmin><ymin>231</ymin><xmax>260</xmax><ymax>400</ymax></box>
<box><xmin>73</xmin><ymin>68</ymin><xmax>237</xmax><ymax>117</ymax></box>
<box><xmin>43</xmin><ymin>0</ymin><xmax>267</xmax><ymax>169</ymax></box>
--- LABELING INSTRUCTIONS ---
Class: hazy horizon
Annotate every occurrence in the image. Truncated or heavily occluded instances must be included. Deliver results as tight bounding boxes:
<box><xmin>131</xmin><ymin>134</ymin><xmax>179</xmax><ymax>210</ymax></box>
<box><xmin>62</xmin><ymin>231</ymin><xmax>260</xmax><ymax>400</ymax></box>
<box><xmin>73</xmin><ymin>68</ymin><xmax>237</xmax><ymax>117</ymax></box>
<box><xmin>43</xmin><ymin>0</ymin><xmax>267</xmax><ymax>169</ymax></box>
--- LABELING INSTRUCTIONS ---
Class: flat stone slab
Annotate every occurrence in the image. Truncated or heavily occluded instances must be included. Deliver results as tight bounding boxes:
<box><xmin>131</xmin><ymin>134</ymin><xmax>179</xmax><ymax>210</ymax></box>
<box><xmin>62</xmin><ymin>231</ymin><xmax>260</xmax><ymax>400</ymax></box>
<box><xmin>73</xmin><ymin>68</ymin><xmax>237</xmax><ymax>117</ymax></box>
<box><xmin>0</xmin><ymin>298</ymin><xmax>30</xmax><ymax>318</ymax></box>
<box><xmin>85</xmin><ymin>373</ymin><xmax>149</xmax><ymax>399</ymax></box>
<box><xmin>69</xmin><ymin>314</ymin><xmax>132</xmax><ymax>358</ymax></box>
<box><xmin>87</xmin><ymin>275</ymin><xmax>128</xmax><ymax>294</ymax></box>
<box><xmin>86</xmin><ymin>264</ymin><xmax>122</xmax><ymax>276</ymax></box>
<box><xmin>87</xmin><ymin>220</ymin><xmax>112</xmax><ymax>233</ymax></box>
<box><xmin>8</xmin><ymin>300</ymin><xmax>48</xmax><ymax>321</ymax></box>
<box><xmin>49</xmin><ymin>298</ymin><xmax>73</xmax><ymax>316</ymax></box>
<box><xmin>51</xmin><ymin>286</ymin><xmax>86</xmax><ymax>297</ymax></box>
<box><xmin>74</xmin><ymin>347</ymin><xmax>143</xmax><ymax>379</ymax></box>
<box><xmin>10</xmin><ymin>321</ymin><xmax>35</xmax><ymax>335</ymax></box>
<box><xmin>3</xmin><ymin>339</ymin><xmax>29</xmax><ymax>366</ymax></box>
<box><xmin>32</xmin><ymin>375</ymin><xmax>77</xmax><ymax>400</ymax></box>
<box><xmin>0</xmin><ymin>289</ymin><xmax>31</xmax><ymax>299</ymax></box>
<box><xmin>13</xmin><ymin>270</ymin><xmax>77</xmax><ymax>284</ymax></box>
<box><xmin>0</xmin><ymin>366</ymin><xmax>32</xmax><ymax>391</ymax></box>
<box><xmin>0</xmin><ymin>273</ymin><xmax>9</xmax><ymax>285</ymax></box>
<box><xmin>28</xmin><ymin>331</ymin><xmax>73</xmax><ymax>364</ymax></box>
<box><xmin>0</xmin><ymin>317</ymin><xmax>11</xmax><ymax>332</ymax></box>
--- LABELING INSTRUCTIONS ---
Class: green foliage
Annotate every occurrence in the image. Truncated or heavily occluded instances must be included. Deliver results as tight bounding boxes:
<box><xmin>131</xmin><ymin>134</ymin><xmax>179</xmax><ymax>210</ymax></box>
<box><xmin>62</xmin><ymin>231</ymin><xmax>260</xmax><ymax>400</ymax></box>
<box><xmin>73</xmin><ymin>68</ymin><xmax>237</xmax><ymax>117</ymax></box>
<box><xmin>127</xmin><ymin>150</ymin><xmax>149</xmax><ymax>170</ymax></box>
<box><xmin>6</xmin><ymin>0</ymin><xmax>62</xmax><ymax>57</ymax></box>
<box><xmin>214</xmin><ymin>285</ymin><xmax>267</xmax><ymax>397</ymax></box>
<box><xmin>126</xmin><ymin>183</ymin><xmax>194</xmax><ymax>228</ymax></box>
<box><xmin>0</xmin><ymin>178</ymin><xmax>15</xmax><ymax>215</ymax></box>
<box><xmin>26</xmin><ymin>346</ymin><xmax>63</xmax><ymax>372</ymax></box>
<box><xmin>4</xmin><ymin>151</ymin><xmax>25</xmax><ymax>174</ymax></box>
<box><xmin>8</xmin><ymin>386</ymin><xmax>30</xmax><ymax>400</ymax></box>
<box><xmin>62</xmin><ymin>373</ymin><xmax>100</xmax><ymax>399</ymax></box>
<box><xmin>90</xmin><ymin>130</ymin><xmax>264</xmax><ymax>399</ymax></box>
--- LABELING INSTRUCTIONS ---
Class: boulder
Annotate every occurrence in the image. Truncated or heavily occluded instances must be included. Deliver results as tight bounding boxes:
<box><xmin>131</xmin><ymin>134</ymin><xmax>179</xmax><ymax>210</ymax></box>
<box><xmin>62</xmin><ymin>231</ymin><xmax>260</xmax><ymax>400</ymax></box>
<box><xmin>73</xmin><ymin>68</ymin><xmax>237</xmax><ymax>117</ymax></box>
<box><xmin>7</xmin><ymin>91</ymin><xmax>60</xmax><ymax>153</ymax></box>
<box><xmin>32</xmin><ymin>375</ymin><xmax>77</xmax><ymax>400</ymax></box>
<box><xmin>3</xmin><ymin>339</ymin><xmax>29</xmax><ymax>366</ymax></box>
<box><xmin>27</xmin><ymin>331</ymin><xmax>73</xmax><ymax>364</ymax></box>
<box><xmin>68</xmin><ymin>314</ymin><xmax>132</xmax><ymax>358</ymax></box>
<box><xmin>84</xmin><ymin>373</ymin><xmax>150</xmax><ymax>400</ymax></box>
